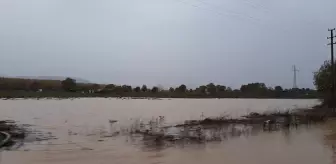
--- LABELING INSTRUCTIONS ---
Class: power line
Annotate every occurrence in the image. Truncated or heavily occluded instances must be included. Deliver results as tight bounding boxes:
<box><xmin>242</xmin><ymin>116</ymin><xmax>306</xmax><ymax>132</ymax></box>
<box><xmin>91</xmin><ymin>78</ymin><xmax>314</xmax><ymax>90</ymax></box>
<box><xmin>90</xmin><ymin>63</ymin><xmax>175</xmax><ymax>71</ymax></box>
<box><xmin>328</xmin><ymin>28</ymin><xmax>336</xmax><ymax>108</ymax></box>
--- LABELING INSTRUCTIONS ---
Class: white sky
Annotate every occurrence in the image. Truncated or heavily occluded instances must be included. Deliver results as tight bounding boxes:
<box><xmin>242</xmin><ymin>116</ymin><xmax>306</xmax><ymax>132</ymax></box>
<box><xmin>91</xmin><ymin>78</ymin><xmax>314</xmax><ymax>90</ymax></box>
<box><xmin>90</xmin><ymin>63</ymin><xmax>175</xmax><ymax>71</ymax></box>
<box><xmin>0</xmin><ymin>0</ymin><xmax>335</xmax><ymax>88</ymax></box>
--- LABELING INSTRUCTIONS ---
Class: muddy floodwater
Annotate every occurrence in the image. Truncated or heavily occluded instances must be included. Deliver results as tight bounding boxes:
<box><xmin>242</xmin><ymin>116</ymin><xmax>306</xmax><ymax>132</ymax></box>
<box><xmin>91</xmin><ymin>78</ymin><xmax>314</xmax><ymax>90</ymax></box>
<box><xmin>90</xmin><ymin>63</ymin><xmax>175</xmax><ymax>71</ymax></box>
<box><xmin>2</xmin><ymin>98</ymin><xmax>336</xmax><ymax>164</ymax></box>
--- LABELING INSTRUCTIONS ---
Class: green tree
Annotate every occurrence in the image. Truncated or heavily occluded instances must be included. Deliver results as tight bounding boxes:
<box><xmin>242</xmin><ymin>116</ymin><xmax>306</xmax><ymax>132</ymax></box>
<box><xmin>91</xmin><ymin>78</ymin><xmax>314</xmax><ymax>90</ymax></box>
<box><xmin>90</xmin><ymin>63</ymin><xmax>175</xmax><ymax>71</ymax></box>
<box><xmin>105</xmin><ymin>84</ymin><xmax>116</xmax><ymax>89</ymax></box>
<box><xmin>91</xmin><ymin>84</ymin><xmax>100</xmax><ymax>91</ymax></box>
<box><xmin>29</xmin><ymin>81</ymin><xmax>40</xmax><ymax>91</ymax></box>
<box><xmin>114</xmin><ymin>86</ymin><xmax>124</xmax><ymax>93</ymax></box>
<box><xmin>196</xmin><ymin>85</ymin><xmax>207</xmax><ymax>94</ymax></box>
<box><xmin>206</xmin><ymin>83</ymin><xmax>216</xmax><ymax>94</ymax></box>
<box><xmin>274</xmin><ymin>86</ymin><xmax>283</xmax><ymax>92</ymax></box>
<box><xmin>0</xmin><ymin>78</ymin><xmax>9</xmax><ymax>90</ymax></box>
<box><xmin>169</xmin><ymin>87</ymin><xmax>175</xmax><ymax>92</ymax></box>
<box><xmin>122</xmin><ymin>85</ymin><xmax>132</xmax><ymax>92</ymax></box>
<box><xmin>141</xmin><ymin>85</ymin><xmax>148</xmax><ymax>92</ymax></box>
<box><xmin>314</xmin><ymin>60</ymin><xmax>334</xmax><ymax>106</ymax></box>
<box><xmin>61</xmin><ymin>78</ymin><xmax>76</xmax><ymax>91</ymax></box>
<box><xmin>314</xmin><ymin>61</ymin><xmax>332</xmax><ymax>92</ymax></box>
<box><xmin>176</xmin><ymin>84</ymin><xmax>187</xmax><ymax>92</ymax></box>
<box><xmin>98</xmin><ymin>84</ymin><xmax>115</xmax><ymax>93</ymax></box>
<box><xmin>151</xmin><ymin>86</ymin><xmax>159</xmax><ymax>93</ymax></box>
<box><xmin>157</xmin><ymin>85</ymin><xmax>164</xmax><ymax>92</ymax></box>
<box><xmin>134</xmin><ymin>86</ymin><xmax>141</xmax><ymax>92</ymax></box>
<box><xmin>240</xmin><ymin>83</ymin><xmax>267</xmax><ymax>92</ymax></box>
<box><xmin>216</xmin><ymin>85</ymin><xmax>226</xmax><ymax>92</ymax></box>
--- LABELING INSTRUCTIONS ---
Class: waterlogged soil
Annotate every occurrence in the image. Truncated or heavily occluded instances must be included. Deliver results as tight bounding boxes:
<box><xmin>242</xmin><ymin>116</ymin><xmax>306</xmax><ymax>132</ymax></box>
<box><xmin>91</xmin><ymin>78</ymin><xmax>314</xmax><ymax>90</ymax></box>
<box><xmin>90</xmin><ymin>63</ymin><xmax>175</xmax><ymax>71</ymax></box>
<box><xmin>2</xmin><ymin>98</ymin><xmax>335</xmax><ymax>164</ymax></box>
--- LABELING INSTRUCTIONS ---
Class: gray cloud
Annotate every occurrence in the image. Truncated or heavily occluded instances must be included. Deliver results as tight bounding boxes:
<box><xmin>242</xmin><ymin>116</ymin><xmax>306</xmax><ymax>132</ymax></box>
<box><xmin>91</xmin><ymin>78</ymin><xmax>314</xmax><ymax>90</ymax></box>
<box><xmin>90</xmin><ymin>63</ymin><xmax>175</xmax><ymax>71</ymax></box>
<box><xmin>0</xmin><ymin>0</ymin><xmax>335</xmax><ymax>88</ymax></box>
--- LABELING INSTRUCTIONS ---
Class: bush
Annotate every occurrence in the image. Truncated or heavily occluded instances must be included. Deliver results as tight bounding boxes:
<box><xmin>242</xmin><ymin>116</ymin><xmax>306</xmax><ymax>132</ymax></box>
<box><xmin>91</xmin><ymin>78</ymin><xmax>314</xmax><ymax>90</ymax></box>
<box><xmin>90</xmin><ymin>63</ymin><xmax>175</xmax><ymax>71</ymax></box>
<box><xmin>314</xmin><ymin>60</ymin><xmax>335</xmax><ymax>107</ymax></box>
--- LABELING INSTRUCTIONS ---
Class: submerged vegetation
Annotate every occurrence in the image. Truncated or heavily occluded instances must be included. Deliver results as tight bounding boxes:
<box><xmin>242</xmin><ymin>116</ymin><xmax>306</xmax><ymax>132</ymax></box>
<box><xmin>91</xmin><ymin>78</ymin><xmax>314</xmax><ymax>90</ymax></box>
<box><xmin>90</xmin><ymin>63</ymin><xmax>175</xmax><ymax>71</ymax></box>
<box><xmin>0</xmin><ymin>107</ymin><xmax>330</xmax><ymax>149</ymax></box>
<box><xmin>0</xmin><ymin>77</ymin><xmax>318</xmax><ymax>99</ymax></box>
<box><xmin>93</xmin><ymin>108</ymin><xmax>330</xmax><ymax>145</ymax></box>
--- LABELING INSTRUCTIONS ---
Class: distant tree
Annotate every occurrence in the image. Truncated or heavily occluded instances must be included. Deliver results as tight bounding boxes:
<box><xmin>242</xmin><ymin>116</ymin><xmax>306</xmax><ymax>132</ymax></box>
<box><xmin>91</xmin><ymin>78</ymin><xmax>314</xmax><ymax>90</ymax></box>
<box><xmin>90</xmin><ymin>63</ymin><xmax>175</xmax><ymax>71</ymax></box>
<box><xmin>105</xmin><ymin>84</ymin><xmax>116</xmax><ymax>89</ymax></box>
<box><xmin>113</xmin><ymin>85</ymin><xmax>124</xmax><ymax>93</ymax></box>
<box><xmin>91</xmin><ymin>84</ymin><xmax>100</xmax><ymax>91</ymax></box>
<box><xmin>0</xmin><ymin>79</ymin><xmax>9</xmax><ymax>90</ymax></box>
<box><xmin>196</xmin><ymin>85</ymin><xmax>207</xmax><ymax>94</ymax></box>
<box><xmin>240</xmin><ymin>83</ymin><xmax>267</xmax><ymax>92</ymax></box>
<box><xmin>122</xmin><ymin>85</ymin><xmax>132</xmax><ymax>92</ymax></box>
<box><xmin>151</xmin><ymin>86</ymin><xmax>159</xmax><ymax>93</ymax></box>
<box><xmin>216</xmin><ymin>85</ymin><xmax>226</xmax><ymax>92</ymax></box>
<box><xmin>61</xmin><ymin>78</ymin><xmax>76</xmax><ymax>91</ymax></box>
<box><xmin>127</xmin><ymin>85</ymin><xmax>132</xmax><ymax>92</ymax></box>
<box><xmin>134</xmin><ymin>86</ymin><xmax>141</xmax><ymax>92</ymax></box>
<box><xmin>157</xmin><ymin>84</ymin><xmax>164</xmax><ymax>92</ymax></box>
<box><xmin>97</xmin><ymin>84</ymin><xmax>114</xmax><ymax>93</ymax></box>
<box><xmin>274</xmin><ymin>86</ymin><xmax>283</xmax><ymax>92</ymax></box>
<box><xmin>29</xmin><ymin>81</ymin><xmax>40</xmax><ymax>91</ymax></box>
<box><xmin>141</xmin><ymin>85</ymin><xmax>148</xmax><ymax>92</ymax></box>
<box><xmin>176</xmin><ymin>84</ymin><xmax>187</xmax><ymax>92</ymax></box>
<box><xmin>206</xmin><ymin>83</ymin><xmax>216</xmax><ymax>94</ymax></box>
<box><xmin>169</xmin><ymin>87</ymin><xmax>175</xmax><ymax>92</ymax></box>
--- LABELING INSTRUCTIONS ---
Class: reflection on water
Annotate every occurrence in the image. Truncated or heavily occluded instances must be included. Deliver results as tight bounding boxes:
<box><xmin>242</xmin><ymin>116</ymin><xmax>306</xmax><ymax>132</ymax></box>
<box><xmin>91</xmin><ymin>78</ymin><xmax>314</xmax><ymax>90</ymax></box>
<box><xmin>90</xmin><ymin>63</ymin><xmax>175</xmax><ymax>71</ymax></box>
<box><xmin>323</xmin><ymin>119</ymin><xmax>336</xmax><ymax>164</ymax></box>
<box><xmin>2</xmin><ymin>98</ymin><xmax>335</xmax><ymax>164</ymax></box>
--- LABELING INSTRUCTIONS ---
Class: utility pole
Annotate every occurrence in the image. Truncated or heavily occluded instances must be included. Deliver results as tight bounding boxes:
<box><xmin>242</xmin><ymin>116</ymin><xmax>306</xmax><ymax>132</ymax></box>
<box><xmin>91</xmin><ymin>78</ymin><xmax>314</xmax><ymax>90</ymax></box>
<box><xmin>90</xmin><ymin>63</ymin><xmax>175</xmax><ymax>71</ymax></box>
<box><xmin>328</xmin><ymin>28</ymin><xmax>336</xmax><ymax>108</ymax></box>
<box><xmin>292</xmin><ymin>65</ymin><xmax>299</xmax><ymax>89</ymax></box>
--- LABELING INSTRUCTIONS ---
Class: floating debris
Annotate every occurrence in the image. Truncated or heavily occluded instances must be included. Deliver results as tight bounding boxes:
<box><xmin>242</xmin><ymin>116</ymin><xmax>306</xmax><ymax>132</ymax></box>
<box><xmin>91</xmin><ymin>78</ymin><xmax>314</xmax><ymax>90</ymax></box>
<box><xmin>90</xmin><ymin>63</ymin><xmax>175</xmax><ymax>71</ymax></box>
<box><xmin>124</xmin><ymin>108</ymin><xmax>331</xmax><ymax>144</ymax></box>
<box><xmin>0</xmin><ymin>120</ymin><xmax>56</xmax><ymax>149</ymax></box>
<box><xmin>109</xmin><ymin>120</ymin><xmax>118</xmax><ymax>124</ymax></box>
<box><xmin>81</xmin><ymin>147</ymin><xmax>93</xmax><ymax>151</ymax></box>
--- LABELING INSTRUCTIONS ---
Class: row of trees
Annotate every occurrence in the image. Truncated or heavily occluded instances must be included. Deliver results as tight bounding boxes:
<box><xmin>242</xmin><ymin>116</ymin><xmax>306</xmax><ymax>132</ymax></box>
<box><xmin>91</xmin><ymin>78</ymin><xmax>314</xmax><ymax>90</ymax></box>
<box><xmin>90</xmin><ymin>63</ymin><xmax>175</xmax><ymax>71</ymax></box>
<box><xmin>0</xmin><ymin>77</ymin><xmax>98</xmax><ymax>92</ymax></box>
<box><xmin>65</xmin><ymin>79</ymin><xmax>316</xmax><ymax>98</ymax></box>
<box><xmin>0</xmin><ymin>77</ymin><xmax>319</xmax><ymax>98</ymax></box>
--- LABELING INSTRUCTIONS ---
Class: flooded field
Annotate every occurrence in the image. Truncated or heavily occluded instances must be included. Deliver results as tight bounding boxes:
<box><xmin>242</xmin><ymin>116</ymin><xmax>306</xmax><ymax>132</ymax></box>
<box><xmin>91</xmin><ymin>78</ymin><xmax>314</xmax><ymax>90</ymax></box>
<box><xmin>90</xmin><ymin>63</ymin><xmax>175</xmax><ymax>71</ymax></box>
<box><xmin>1</xmin><ymin>98</ymin><xmax>335</xmax><ymax>164</ymax></box>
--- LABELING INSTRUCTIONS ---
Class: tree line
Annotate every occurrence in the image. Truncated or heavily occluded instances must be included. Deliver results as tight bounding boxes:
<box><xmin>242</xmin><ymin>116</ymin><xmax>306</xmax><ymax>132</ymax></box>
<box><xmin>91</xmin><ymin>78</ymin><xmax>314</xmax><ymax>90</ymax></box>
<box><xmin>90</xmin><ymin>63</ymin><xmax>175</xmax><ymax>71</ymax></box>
<box><xmin>0</xmin><ymin>59</ymin><xmax>333</xmax><ymax>102</ymax></box>
<box><xmin>97</xmin><ymin>82</ymin><xmax>317</xmax><ymax>98</ymax></box>
<box><xmin>0</xmin><ymin>77</ymin><xmax>318</xmax><ymax>98</ymax></box>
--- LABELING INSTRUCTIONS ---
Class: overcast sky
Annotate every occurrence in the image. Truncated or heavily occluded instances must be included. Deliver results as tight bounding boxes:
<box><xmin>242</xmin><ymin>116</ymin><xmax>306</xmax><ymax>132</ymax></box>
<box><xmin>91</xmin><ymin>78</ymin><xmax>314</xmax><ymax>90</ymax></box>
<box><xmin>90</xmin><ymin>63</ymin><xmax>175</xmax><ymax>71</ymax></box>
<box><xmin>0</xmin><ymin>0</ymin><xmax>335</xmax><ymax>89</ymax></box>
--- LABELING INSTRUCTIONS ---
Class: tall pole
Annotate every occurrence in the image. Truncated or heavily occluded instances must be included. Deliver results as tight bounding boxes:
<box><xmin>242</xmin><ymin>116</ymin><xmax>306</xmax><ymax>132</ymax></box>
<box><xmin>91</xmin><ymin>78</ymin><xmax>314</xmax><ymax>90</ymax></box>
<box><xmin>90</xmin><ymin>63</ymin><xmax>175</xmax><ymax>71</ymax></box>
<box><xmin>292</xmin><ymin>65</ymin><xmax>298</xmax><ymax>89</ymax></box>
<box><xmin>328</xmin><ymin>28</ymin><xmax>336</xmax><ymax>108</ymax></box>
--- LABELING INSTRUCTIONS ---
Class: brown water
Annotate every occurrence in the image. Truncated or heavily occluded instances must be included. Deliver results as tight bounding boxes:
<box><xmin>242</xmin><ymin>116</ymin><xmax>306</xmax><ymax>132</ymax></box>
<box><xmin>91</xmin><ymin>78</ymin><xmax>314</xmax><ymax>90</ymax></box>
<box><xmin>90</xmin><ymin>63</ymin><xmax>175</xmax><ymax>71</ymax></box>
<box><xmin>1</xmin><ymin>98</ymin><xmax>336</xmax><ymax>164</ymax></box>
